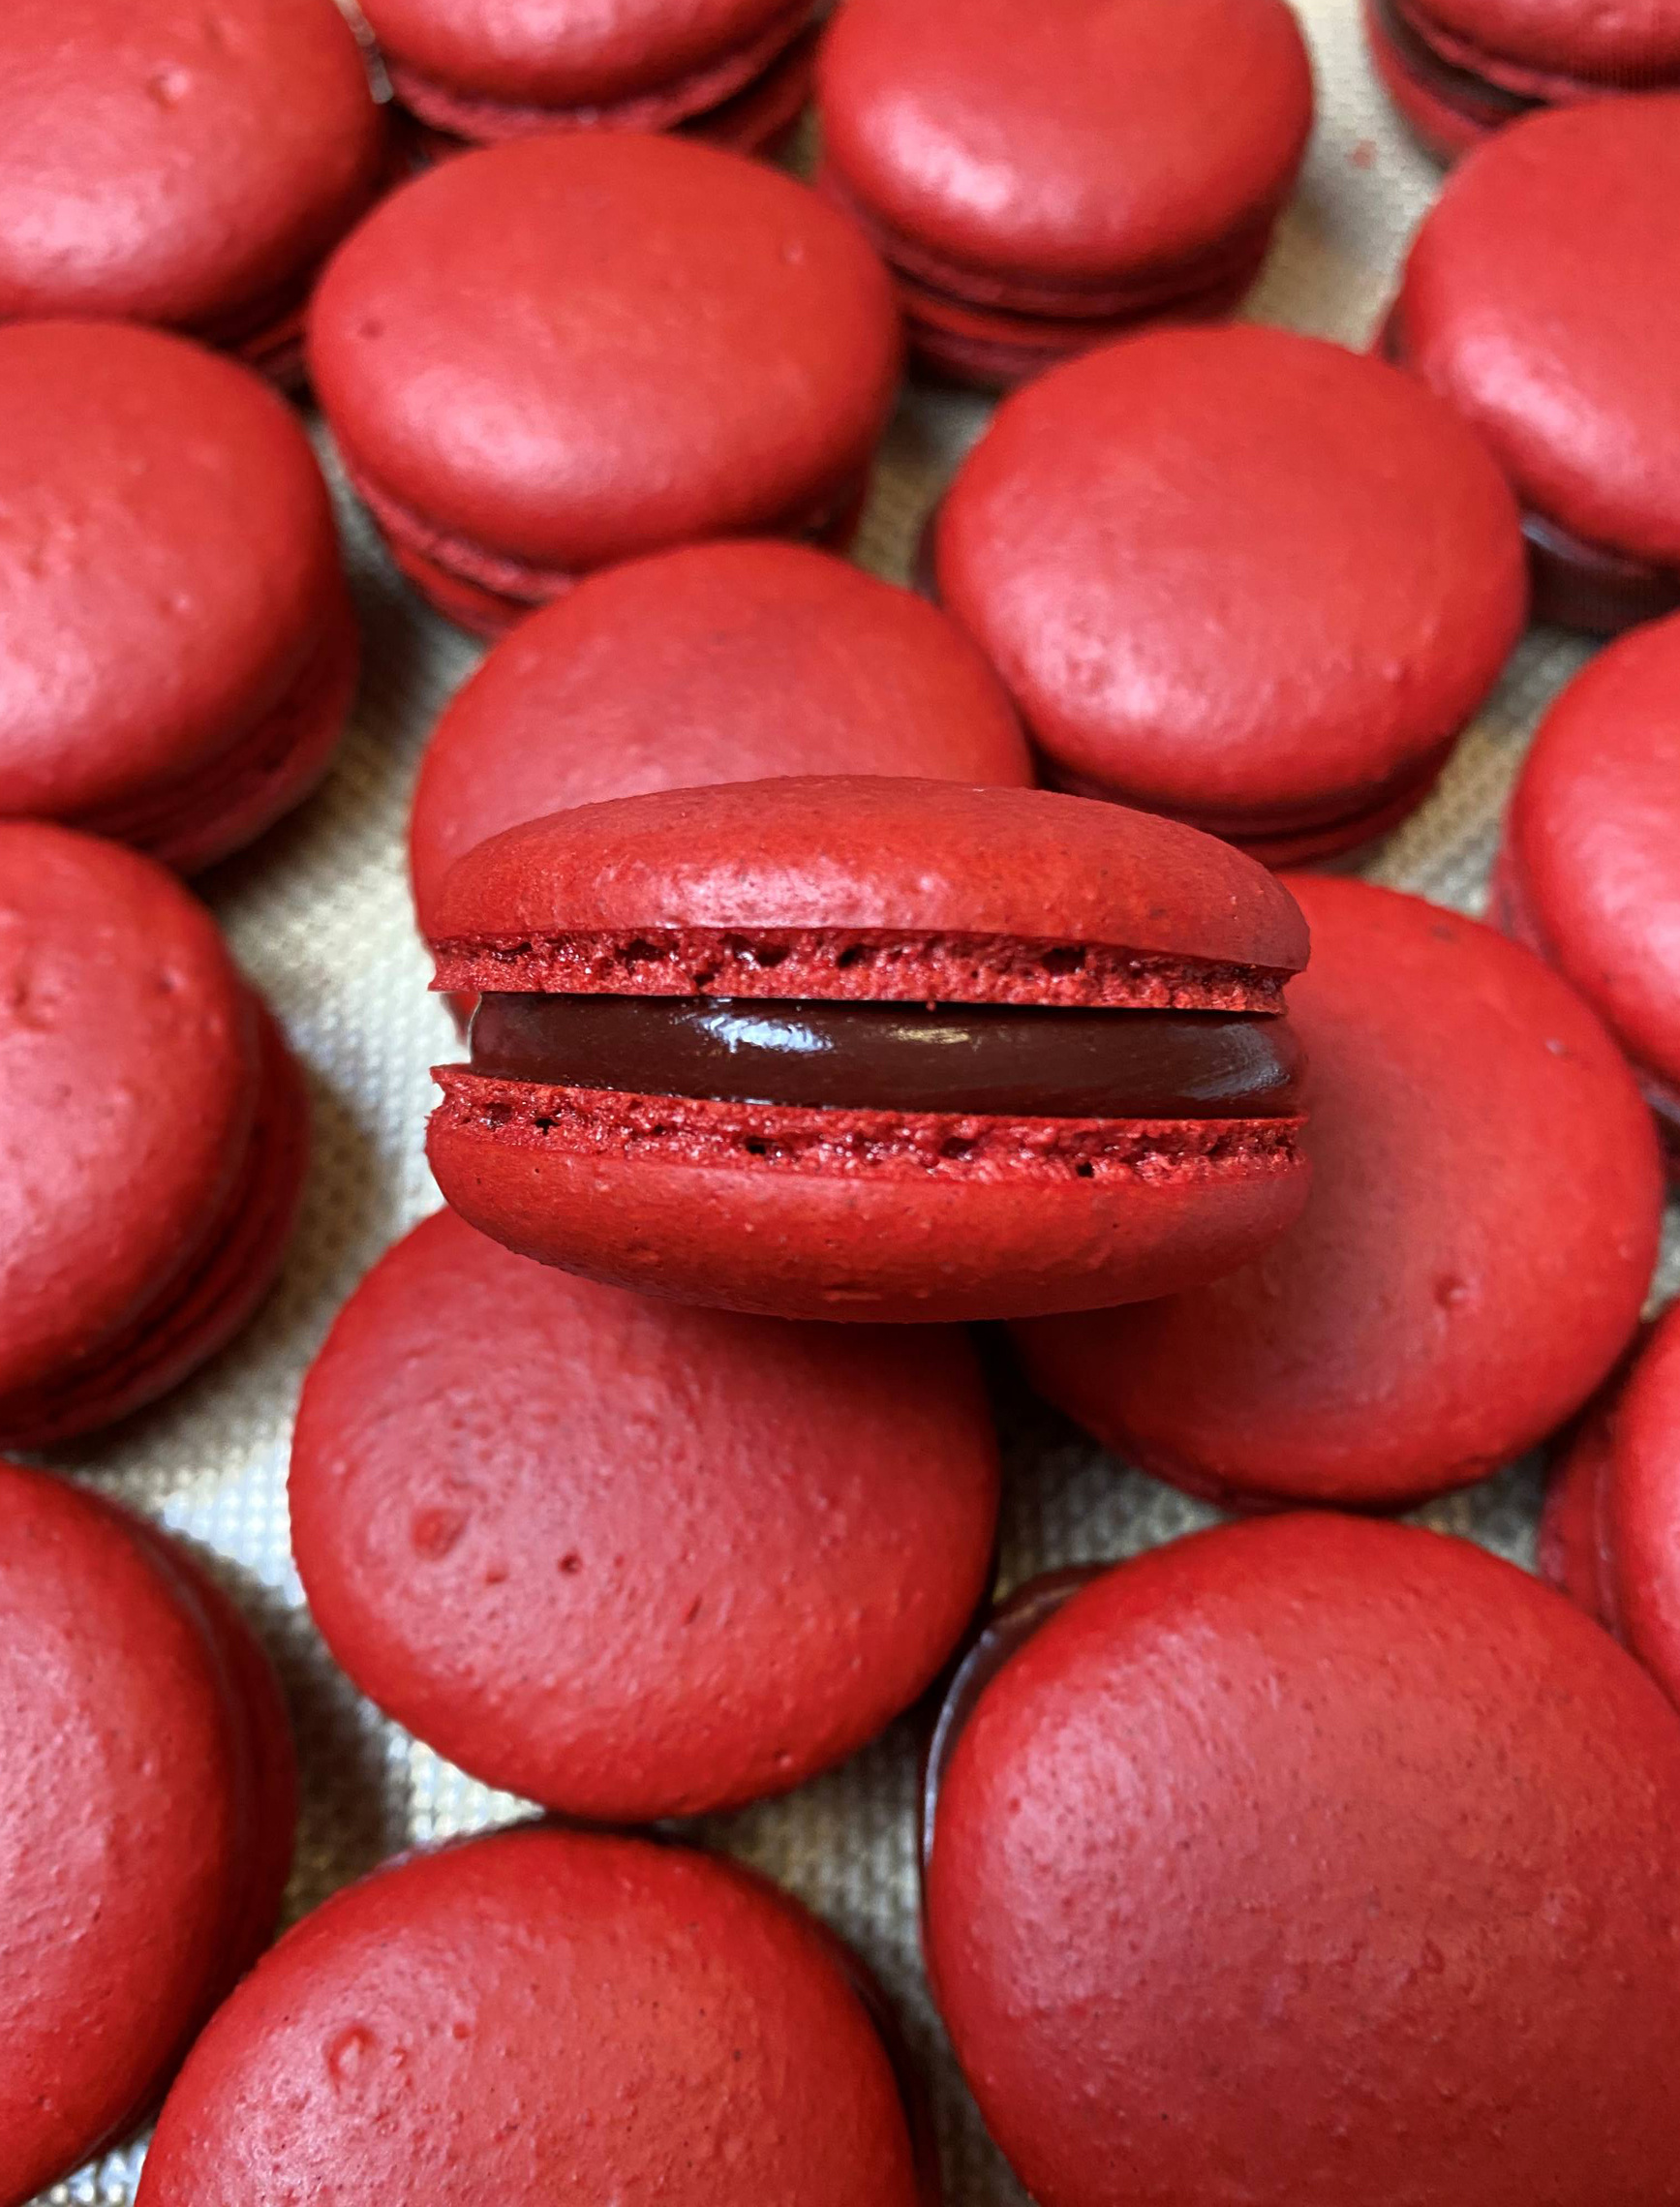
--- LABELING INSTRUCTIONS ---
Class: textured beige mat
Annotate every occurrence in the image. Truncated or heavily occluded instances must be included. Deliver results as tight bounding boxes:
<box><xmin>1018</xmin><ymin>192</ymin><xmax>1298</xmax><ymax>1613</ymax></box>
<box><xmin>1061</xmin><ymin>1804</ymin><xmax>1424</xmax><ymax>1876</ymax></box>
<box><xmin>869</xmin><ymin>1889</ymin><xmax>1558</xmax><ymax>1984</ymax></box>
<box><xmin>30</xmin><ymin>5</ymin><xmax>1679</xmax><ymax>2198</ymax></box>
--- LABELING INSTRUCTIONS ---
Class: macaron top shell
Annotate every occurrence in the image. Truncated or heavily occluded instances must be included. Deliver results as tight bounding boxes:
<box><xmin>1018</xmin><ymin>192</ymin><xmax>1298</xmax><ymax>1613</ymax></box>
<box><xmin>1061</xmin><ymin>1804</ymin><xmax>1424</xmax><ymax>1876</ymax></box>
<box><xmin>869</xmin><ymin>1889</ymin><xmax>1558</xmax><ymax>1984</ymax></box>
<box><xmin>361</xmin><ymin>0</ymin><xmax>802</xmax><ymax>104</ymax></box>
<box><xmin>430</xmin><ymin>777</ymin><xmax>1311</xmax><ymax>1002</ymax></box>
<box><xmin>408</xmin><ymin>541</ymin><xmax>1029</xmax><ymax>934</ymax></box>
<box><xmin>934</xmin><ymin>327</ymin><xmax>1526</xmax><ymax>819</ymax></box>
<box><xmin>818</xmin><ymin>0</ymin><xmax>1313</xmax><ymax>283</ymax></box>
<box><xmin>1502</xmin><ymin>613</ymin><xmax>1680</xmax><ymax>1090</ymax></box>
<box><xmin>0</xmin><ymin>0</ymin><xmax>383</xmax><ymax>330</ymax></box>
<box><xmin>1393</xmin><ymin>98</ymin><xmax>1680</xmax><ymax>566</ymax></box>
<box><xmin>1</xmin><ymin>1464</ymin><xmax>251</xmax><ymax>2205</ymax></box>
<box><xmin>926</xmin><ymin>1516</ymin><xmax>1680</xmax><ymax>2207</ymax></box>
<box><xmin>308</xmin><ymin>136</ymin><xmax>901</xmax><ymax>572</ymax></box>
<box><xmin>137</xmin><ymin>1825</ymin><xmax>925</xmax><ymax>2206</ymax></box>
<box><xmin>1014</xmin><ymin>876</ymin><xmax>1664</xmax><ymax>1506</ymax></box>
<box><xmin>1609</xmin><ymin>1304</ymin><xmax>1680</xmax><ymax>1703</ymax></box>
<box><xmin>290</xmin><ymin>1208</ymin><xmax>999</xmax><ymax>1819</ymax></box>
<box><xmin>0</xmin><ymin>824</ymin><xmax>259</xmax><ymax>1401</ymax></box>
<box><xmin>1406</xmin><ymin>0</ymin><xmax>1680</xmax><ymax>78</ymax></box>
<box><xmin>0</xmin><ymin>322</ymin><xmax>344</xmax><ymax>825</ymax></box>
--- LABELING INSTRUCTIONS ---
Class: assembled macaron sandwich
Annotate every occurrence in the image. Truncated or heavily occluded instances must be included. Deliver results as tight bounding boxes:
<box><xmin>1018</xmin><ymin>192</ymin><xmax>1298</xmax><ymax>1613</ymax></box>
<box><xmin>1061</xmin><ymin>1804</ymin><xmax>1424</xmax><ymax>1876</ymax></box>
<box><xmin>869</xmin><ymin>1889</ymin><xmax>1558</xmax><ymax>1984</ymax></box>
<box><xmin>425</xmin><ymin>778</ymin><xmax>1310</xmax><ymax>1323</ymax></box>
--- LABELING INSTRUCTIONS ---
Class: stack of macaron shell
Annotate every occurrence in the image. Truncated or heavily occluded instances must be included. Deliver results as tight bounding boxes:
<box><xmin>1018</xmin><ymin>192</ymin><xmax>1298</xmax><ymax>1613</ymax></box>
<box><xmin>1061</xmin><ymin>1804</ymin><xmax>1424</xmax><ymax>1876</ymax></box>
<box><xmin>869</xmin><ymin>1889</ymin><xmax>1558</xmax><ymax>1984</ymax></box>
<box><xmin>0</xmin><ymin>0</ymin><xmax>386</xmax><ymax>383</ymax></box>
<box><xmin>931</xmin><ymin>325</ymin><xmax>1527</xmax><ymax>861</ymax></box>
<box><xmin>424</xmin><ymin>777</ymin><xmax>1313</xmax><ymax>1324</ymax></box>
<box><xmin>290</xmin><ymin>1208</ymin><xmax>1000</xmax><ymax>1822</ymax></box>
<box><xmin>0</xmin><ymin>1463</ymin><xmax>295</xmax><ymax>2207</ymax></box>
<box><xmin>1013</xmin><ymin>876</ymin><xmax>1664</xmax><ymax>1511</ymax></box>
<box><xmin>307</xmin><ymin>134</ymin><xmax>902</xmax><ymax>635</ymax></box>
<box><xmin>0</xmin><ymin>322</ymin><xmax>358</xmax><ymax>873</ymax></box>
<box><xmin>922</xmin><ymin>1515</ymin><xmax>1680</xmax><ymax>2207</ymax></box>
<box><xmin>1385</xmin><ymin>97</ymin><xmax>1680</xmax><ymax>633</ymax></box>
<box><xmin>0</xmin><ymin>824</ymin><xmax>309</xmax><ymax>1448</ymax></box>
<box><xmin>1367</xmin><ymin>0</ymin><xmax>1680</xmax><ymax>163</ymax></box>
<box><xmin>1492</xmin><ymin>614</ymin><xmax>1680</xmax><ymax>1167</ymax></box>
<box><xmin>361</xmin><ymin>0</ymin><xmax>822</xmax><ymax>158</ymax></box>
<box><xmin>134</xmin><ymin>1827</ymin><xmax>936</xmax><ymax>2205</ymax></box>
<box><xmin>407</xmin><ymin>540</ymin><xmax>1030</xmax><ymax>945</ymax></box>
<box><xmin>816</xmin><ymin>0</ymin><xmax>1314</xmax><ymax>388</ymax></box>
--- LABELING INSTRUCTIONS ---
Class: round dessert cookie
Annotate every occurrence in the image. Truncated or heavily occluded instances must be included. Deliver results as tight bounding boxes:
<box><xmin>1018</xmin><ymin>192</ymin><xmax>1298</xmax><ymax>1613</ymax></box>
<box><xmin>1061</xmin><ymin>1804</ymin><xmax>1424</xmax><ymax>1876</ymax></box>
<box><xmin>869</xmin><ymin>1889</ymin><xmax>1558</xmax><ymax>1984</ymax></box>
<box><xmin>137</xmin><ymin>1824</ymin><xmax>936</xmax><ymax>2205</ymax></box>
<box><xmin>409</xmin><ymin>541</ymin><xmax>1029</xmax><ymax>937</ymax></box>
<box><xmin>363</xmin><ymin>0</ymin><xmax>820</xmax><ymax>157</ymax></box>
<box><xmin>0</xmin><ymin>0</ymin><xmax>385</xmax><ymax>383</ymax></box>
<box><xmin>922</xmin><ymin>1514</ymin><xmax>1680</xmax><ymax>2207</ymax></box>
<box><xmin>308</xmin><ymin>136</ymin><xmax>902</xmax><ymax>635</ymax></box>
<box><xmin>0</xmin><ymin>1463</ymin><xmax>295</xmax><ymax>2207</ymax></box>
<box><xmin>291</xmin><ymin>1207</ymin><xmax>999</xmax><ymax>1820</ymax></box>
<box><xmin>1385</xmin><ymin>97</ymin><xmax>1680</xmax><ymax>633</ymax></box>
<box><xmin>425</xmin><ymin>777</ymin><xmax>1312</xmax><ymax>1323</ymax></box>
<box><xmin>1013</xmin><ymin>876</ymin><xmax>1664</xmax><ymax>1509</ymax></box>
<box><xmin>0</xmin><ymin>824</ymin><xmax>310</xmax><ymax>1449</ymax></box>
<box><xmin>932</xmin><ymin>326</ymin><xmax>1526</xmax><ymax>861</ymax></box>
<box><xmin>1366</xmin><ymin>0</ymin><xmax>1680</xmax><ymax>165</ymax></box>
<box><xmin>1537</xmin><ymin>1350</ymin><xmax>1635</xmax><ymax>1635</ymax></box>
<box><xmin>0</xmin><ymin>322</ymin><xmax>358</xmax><ymax>874</ymax></box>
<box><xmin>815</xmin><ymin>0</ymin><xmax>1313</xmax><ymax>390</ymax></box>
<box><xmin>1492</xmin><ymin>614</ymin><xmax>1680</xmax><ymax>1168</ymax></box>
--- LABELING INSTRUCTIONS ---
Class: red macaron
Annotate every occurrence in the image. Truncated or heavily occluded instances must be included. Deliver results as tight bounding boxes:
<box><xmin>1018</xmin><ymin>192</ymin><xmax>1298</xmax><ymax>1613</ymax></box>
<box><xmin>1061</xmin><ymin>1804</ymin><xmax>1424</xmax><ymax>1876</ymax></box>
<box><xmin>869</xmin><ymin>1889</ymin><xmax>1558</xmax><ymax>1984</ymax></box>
<box><xmin>308</xmin><ymin>135</ymin><xmax>902</xmax><ymax>634</ymax></box>
<box><xmin>290</xmin><ymin>1206</ymin><xmax>999</xmax><ymax>1821</ymax></box>
<box><xmin>0</xmin><ymin>823</ymin><xmax>310</xmax><ymax>1449</ymax></box>
<box><xmin>1014</xmin><ymin>876</ymin><xmax>1664</xmax><ymax>1509</ymax></box>
<box><xmin>362</xmin><ymin>0</ymin><xmax>820</xmax><ymax>157</ymax></box>
<box><xmin>0</xmin><ymin>1462</ymin><xmax>294</xmax><ymax>2207</ymax></box>
<box><xmin>0</xmin><ymin>0</ymin><xmax>385</xmax><ymax>383</ymax></box>
<box><xmin>932</xmin><ymin>326</ymin><xmax>1527</xmax><ymax>860</ymax></box>
<box><xmin>137</xmin><ymin>1824</ymin><xmax>935</xmax><ymax>2205</ymax></box>
<box><xmin>0</xmin><ymin>322</ymin><xmax>357</xmax><ymax>874</ymax></box>
<box><xmin>1366</xmin><ymin>0</ymin><xmax>1680</xmax><ymax>163</ymax></box>
<box><xmin>1385</xmin><ymin>96</ymin><xmax>1680</xmax><ymax>633</ymax></box>
<box><xmin>1492</xmin><ymin>612</ymin><xmax>1680</xmax><ymax>1168</ymax></box>
<box><xmin>425</xmin><ymin>776</ymin><xmax>1311</xmax><ymax>1323</ymax></box>
<box><xmin>408</xmin><ymin>539</ymin><xmax>1029</xmax><ymax>938</ymax></box>
<box><xmin>816</xmin><ymin>0</ymin><xmax>1313</xmax><ymax>389</ymax></box>
<box><xmin>923</xmin><ymin>1514</ymin><xmax>1680</xmax><ymax>2207</ymax></box>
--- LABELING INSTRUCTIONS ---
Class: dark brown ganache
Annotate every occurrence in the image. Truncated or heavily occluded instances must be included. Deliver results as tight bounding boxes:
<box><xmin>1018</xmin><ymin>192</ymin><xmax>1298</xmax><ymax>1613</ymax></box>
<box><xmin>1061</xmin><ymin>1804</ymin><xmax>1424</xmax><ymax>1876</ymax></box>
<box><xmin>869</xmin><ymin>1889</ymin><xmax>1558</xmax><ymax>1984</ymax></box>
<box><xmin>468</xmin><ymin>996</ymin><xmax>1303</xmax><ymax>1119</ymax></box>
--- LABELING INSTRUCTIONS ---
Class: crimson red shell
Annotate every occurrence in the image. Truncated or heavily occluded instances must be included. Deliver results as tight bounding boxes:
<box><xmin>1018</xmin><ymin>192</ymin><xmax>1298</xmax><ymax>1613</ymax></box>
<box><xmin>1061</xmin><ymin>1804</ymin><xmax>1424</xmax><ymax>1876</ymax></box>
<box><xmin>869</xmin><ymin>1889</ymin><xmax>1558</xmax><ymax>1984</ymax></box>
<box><xmin>136</xmin><ymin>1824</ymin><xmax>931</xmax><ymax>2205</ymax></box>
<box><xmin>934</xmin><ymin>325</ymin><xmax>1527</xmax><ymax>859</ymax></box>
<box><xmin>925</xmin><ymin>1513</ymin><xmax>1680</xmax><ymax>2207</ymax></box>
<box><xmin>290</xmin><ymin>1207</ymin><xmax>999</xmax><ymax>1820</ymax></box>
<box><xmin>0</xmin><ymin>1463</ymin><xmax>294</xmax><ymax>2207</ymax></box>
<box><xmin>1014</xmin><ymin>875</ymin><xmax>1663</xmax><ymax>1507</ymax></box>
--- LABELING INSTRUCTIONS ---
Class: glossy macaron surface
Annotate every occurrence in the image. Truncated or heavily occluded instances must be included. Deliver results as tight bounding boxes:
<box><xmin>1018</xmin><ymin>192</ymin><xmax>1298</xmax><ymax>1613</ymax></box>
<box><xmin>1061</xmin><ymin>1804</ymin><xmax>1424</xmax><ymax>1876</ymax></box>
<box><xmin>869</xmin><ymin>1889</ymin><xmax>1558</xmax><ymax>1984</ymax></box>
<box><xmin>1605</xmin><ymin>1306</ymin><xmax>1680</xmax><ymax>1706</ymax></box>
<box><xmin>290</xmin><ymin>1208</ymin><xmax>999</xmax><ymax>1819</ymax></box>
<box><xmin>136</xmin><ymin>1826</ymin><xmax>927</xmax><ymax>2206</ymax></box>
<box><xmin>925</xmin><ymin>1515</ymin><xmax>1680</xmax><ymax>2207</ymax></box>
<box><xmin>1014</xmin><ymin>875</ymin><xmax>1664</xmax><ymax>1507</ymax></box>
<box><xmin>407</xmin><ymin>541</ymin><xmax>1029</xmax><ymax>935</ymax></box>
<box><xmin>934</xmin><ymin>326</ymin><xmax>1526</xmax><ymax>851</ymax></box>
<box><xmin>1405</xmin><ymin>0</ymin><xmax>1680</xmax><ymax>78</ymax></box>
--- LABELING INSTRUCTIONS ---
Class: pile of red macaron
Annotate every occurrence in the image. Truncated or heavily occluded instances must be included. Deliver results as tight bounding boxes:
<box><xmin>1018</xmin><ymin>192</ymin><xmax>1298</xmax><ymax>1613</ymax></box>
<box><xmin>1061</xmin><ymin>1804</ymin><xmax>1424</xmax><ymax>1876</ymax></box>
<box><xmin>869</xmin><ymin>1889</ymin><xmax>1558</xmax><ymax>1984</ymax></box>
<box><xmin>3</xmin><ymin>0</ymin><xmax>1680</xmax><ymax>2201</ymax></box>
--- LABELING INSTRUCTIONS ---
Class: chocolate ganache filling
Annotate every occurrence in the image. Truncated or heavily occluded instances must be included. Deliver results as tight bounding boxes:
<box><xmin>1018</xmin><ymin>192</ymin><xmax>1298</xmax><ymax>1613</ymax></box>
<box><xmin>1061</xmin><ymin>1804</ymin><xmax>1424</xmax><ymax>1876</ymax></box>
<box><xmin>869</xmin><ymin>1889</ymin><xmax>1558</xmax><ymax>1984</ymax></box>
<box><xmin>469</xmin><ymin>996</ymin><xmax>1301</xmax><ymax>1119</ymax></box>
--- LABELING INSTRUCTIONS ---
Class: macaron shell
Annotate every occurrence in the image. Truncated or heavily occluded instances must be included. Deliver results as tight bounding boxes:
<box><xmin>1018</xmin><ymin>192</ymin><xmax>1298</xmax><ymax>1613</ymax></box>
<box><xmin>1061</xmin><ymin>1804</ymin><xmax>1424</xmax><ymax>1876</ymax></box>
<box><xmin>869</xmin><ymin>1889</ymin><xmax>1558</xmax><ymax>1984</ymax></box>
<box><xmin>1608</xmin><ymin>1304</ymin><xmax>1680</xmax><ymax>1707</ymax></box>
<box><xmin>0</xmin><ymin>825</ymin><xmax>261</xmax><ymax>1404</ymax></box>
<box><xmin>933</xmin><ymin>327</ymin><xmax>1526</xmax><ymax>828</ymax></box>
<box><xmin>1392</xmin><ymin>98</ymin><xmax>1680</xmax><ymax>566</ymax></box>
<box><xmin>1498</xmin><ymin>613</ymin><xmax>1680</xmax><ymax>1095</ymax></box>
<box><xmin>924</xmin><ymin>1515</ymin><xmax>1680</xmax><ymax>2207</ymax></box>
<box><xmin>290</xmin><ymin>1207</ymin><xmax>999</xmax><ymax>1818</ymax></box>
<box><xmin>1013</xmin><ymin>877</ymin><xmax>1664</xmax><ymax>1507</ymax></box>
<box><xmin>363</xmin><ymin>0</ymin><xmax>804</xmax><ymax>106</ymax></box>
<box><xmin>817</xmin><ymin>0</ymin><xmax>1312</xmax><ymax>286</ymax></box>
<box><xmin>0</xmin><ymin>322</ymin><xmax>352</xmax><ymax>842</ymax></box>
<box><xmin>0</xmin><ymin>1466</ymin><xmax>281</xmax><ymax>2206</ymax></box>
<box><xmin>1538</xmin><ymin>1386</ymin><xmax>1625</xmax><ymax>1635</ymax></box>
<box><xmin>407</xmin><ymin>542</ymin><xmax>1029</xmax><ymax>935</ymax></box>
<box><xmin>137</xmin><ymin>1827</ymin><xmax>926</xmax><ymax>2205</ymax></box>
<box><xmin>1409</xmin><ymin>0</ymin><xmax>1680</xmax><ymax>77</ymax></box>
<box><xmin>0</xmin><ymin>0</ymin><xmax>384</xmax><ymax>330</ymax></box>
<box><xmin>307</xmin><ymin>136</ymin><xmax>901</xmax><ymax>573</ymax></box>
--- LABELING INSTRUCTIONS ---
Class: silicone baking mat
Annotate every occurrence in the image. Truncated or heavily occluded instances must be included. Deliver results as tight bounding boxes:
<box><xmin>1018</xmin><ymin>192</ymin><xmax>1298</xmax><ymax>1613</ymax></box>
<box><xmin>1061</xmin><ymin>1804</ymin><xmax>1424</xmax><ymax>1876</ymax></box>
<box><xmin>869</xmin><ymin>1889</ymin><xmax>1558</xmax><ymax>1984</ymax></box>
<box><xmin>30</xmin><ymin>4</ymin><xmax>1680</xmax><ymax>2198</ymax></box>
